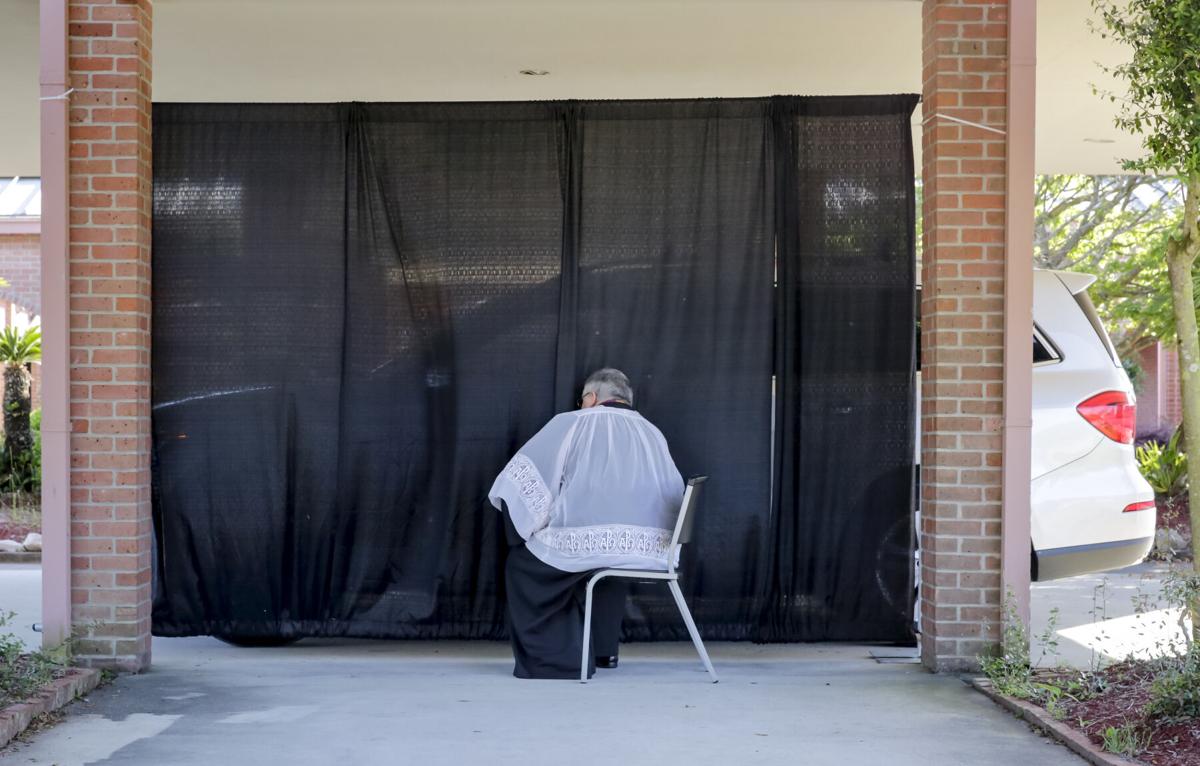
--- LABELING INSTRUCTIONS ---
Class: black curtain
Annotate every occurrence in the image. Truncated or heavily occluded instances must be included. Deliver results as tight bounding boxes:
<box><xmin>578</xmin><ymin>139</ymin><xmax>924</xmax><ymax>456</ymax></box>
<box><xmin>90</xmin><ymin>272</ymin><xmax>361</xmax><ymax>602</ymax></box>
<box><xmin>151</xmin><ymin>95</ymin><xmax>918</xmax><ymax>643</ymax></box>
<box><xmin>562</xmin><ymin>100</ymin><xmax>775</xmax><ymax>640</ymax></box>
<box><xmin>770</xmin><ymin>96</ymin><xmax>919</xmax><ymax>642</ymax></box>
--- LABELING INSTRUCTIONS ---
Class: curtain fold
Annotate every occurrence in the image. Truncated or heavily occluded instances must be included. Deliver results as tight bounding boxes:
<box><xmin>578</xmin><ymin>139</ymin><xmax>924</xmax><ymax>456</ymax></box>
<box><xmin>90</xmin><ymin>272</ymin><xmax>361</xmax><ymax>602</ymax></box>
<box><xmin>566</xmin><ymin>99</ymin><xmax>776</xmax><ymax>640</ymax></box>
<box><xmin>769</xmin><ymin>95</ymin><xmax>920</xmax><ymax>642</ymax></box>
<box><xmin>151</xmin><ymin>96</ymin><xmax>918</xmax><ymax>643</ymax></box>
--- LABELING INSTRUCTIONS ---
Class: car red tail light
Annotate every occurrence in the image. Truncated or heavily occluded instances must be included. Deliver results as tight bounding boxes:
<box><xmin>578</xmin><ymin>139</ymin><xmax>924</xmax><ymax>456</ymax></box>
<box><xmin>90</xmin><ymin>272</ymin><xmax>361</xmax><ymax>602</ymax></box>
<box><xmin>1076</xmin><ymin>391</ymin><xmax>1136</xmax><ymax>444</ymax></box>
<box><xmin>1123</xmin><ymin>500</ymin><xmax>1155</xmax><ymax>513</ymax></box>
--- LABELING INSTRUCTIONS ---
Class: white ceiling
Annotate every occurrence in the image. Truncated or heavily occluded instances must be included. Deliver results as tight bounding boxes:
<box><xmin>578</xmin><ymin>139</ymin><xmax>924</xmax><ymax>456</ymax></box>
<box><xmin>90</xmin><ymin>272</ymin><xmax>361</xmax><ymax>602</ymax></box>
<box><xmin>0</xmin><ymin>0</ymin><xmax>39</xmax><ymax>176</ymax></box>
<box><xmin>0</xmin><ymin>0</ymin><xmax>1141</xmax><ymax>177</ymax></box>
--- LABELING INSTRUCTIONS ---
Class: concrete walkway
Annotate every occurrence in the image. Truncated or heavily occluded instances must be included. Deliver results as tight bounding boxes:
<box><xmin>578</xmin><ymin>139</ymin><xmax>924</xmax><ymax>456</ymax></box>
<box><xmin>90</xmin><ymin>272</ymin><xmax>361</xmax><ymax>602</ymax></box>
<box><xmin>0</xmin><ymin>562</ymin><xmax>40</xmax><ymax>650</ymax></box>
<box><xmin>1031</xmin><ymin>561</ymin><xmax>1191</xmax><ymax>668</ymax></box>
<box><xmin>0</xmin><ymin>638</ymin><xmax>1084</xmax><ymax>766</ymax></box>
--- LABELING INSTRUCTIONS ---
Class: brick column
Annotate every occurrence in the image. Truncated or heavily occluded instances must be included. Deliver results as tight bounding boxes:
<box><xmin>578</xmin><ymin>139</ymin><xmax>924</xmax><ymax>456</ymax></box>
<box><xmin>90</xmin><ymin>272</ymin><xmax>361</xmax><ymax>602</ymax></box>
<box><xmin>67</xmin><ymin>0</ymin><xmax>153</xmax><ymax>671</ymax></box>
<box><xmin>920</xmin><ymin>0</ymin><xmax>1010</xmax><ymax>671</ymax></box>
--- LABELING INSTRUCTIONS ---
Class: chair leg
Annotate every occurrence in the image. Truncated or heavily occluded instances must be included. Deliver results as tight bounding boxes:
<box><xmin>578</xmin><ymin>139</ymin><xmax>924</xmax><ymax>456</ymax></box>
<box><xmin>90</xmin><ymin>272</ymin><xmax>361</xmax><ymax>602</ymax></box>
<box><xmin>580</xmin><ymin>574</ymin><xmax>601</xmax><ymax>683</ymax></box>
<box><xmin>667</xmin><ymin>580</ymin><xmax>718</xmax><ymax>683</ymax></box>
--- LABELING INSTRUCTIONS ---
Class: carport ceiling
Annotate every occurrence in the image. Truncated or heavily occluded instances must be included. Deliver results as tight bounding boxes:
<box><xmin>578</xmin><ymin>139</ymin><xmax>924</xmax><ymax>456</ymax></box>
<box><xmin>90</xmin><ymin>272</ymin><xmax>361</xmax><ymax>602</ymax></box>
<box><xmin>0</xmin><ymin>0</ymin><xmax>1137</xmax><ymax>177</ymax></box>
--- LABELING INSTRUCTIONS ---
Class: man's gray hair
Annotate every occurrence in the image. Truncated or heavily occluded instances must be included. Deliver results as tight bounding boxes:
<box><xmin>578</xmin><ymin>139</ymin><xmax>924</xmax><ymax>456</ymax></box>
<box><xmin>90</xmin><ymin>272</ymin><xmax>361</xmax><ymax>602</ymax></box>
<box><xmin>583</xmin><ymin>368</ymin><xmax>633</xmax><ymax>405</ymax></box>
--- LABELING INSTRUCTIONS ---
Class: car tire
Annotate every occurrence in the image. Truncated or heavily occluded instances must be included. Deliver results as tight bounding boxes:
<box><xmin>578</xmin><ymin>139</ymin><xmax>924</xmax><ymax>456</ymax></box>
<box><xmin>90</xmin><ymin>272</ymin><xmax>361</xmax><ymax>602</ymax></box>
<box><xmin>874</xmin><ymin>516</ymin><xmax>918</xmax><ymax>624</ymax></box>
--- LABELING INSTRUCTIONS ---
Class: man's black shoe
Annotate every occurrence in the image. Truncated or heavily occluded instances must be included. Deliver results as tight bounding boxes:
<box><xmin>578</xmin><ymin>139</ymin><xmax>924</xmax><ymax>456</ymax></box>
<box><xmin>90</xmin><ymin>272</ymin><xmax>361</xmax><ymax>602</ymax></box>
<box><xmin>595</xmin><ymin>655</ymin><xmax>619</xmax><ymax>669</ymax></box>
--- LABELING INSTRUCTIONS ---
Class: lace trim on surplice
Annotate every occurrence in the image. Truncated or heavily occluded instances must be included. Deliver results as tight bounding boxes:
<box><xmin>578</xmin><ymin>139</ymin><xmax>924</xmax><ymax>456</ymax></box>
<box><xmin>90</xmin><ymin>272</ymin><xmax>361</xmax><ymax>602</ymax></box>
<box><xmin>503</xmin><ymin>453</ymin><xmax>553</xmax><ymax>528</ymax></box>
<box><xmin>533</xmin><ymin>524</ymin><xmax>672</xmax><ymax>559</ymax></box>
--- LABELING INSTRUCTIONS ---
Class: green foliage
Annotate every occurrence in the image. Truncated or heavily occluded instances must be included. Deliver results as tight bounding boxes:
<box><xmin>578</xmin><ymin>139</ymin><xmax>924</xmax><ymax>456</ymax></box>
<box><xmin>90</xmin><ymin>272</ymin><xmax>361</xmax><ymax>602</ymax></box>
<box><xmin>0</xmin><ymin>325</ymin><xmax>40</xmax><ymax>366</ymax></box>
<box><xmin>979</xmin><ymin>598</ymin><xmax>1111</xmax><ymax>722</ymax></box>
<box><xmin>31</xmin><ymin>407</ymin><xmax>40</xmax><ymax>468</ymax></box>
<box><xmin>980</xmin><ymin>596</ymin><xmax>1036</xmax><ymax>697</ymax></box>
<box><xmin>1142</xmin><ymin>568</ymin><xmax>1200</xmax><ymax>720</ymax></box>
<box><xmin>979</xmin><ymin>652</ymin><xmax>1030</xmax><ymax>698</ymax></box>
<box><xmin>1</xmin><ymin>402</ymin><xmax>42</xmax><ymax>495</ymax></box>
<box><xmin>979</xmin><ymin>599</ymin><xmax>1078</xmax><ymax>702</ymax></box>
<box><xmin>1101</xmin><ymin>723</ymin><xmax>1152</xmax><ymax>758</ymax></box>
<box><xmin>0</xmin><ymin>611</ymin><xmax>66</xmax><ymax>709</ymax></box>
<box><xmin>1091</xmin><ymin>0</ymin><xmax>1200</xmax><ymax>179</ymax></box>
<box><xmin>1</xmin><ymin>449</ymin><xmax>40</xmax><ymax>495</ymax></box>
<box><xmin>1123</xmin><ymin>357</ymin><xmax>1145</xmax><ymax>391</ymax></box>
<box><xmin>982</xmin><ymin>568</ymin><xmax>1200</xmax><ymax>749</ymax></box>
<box><xmin>1136</xmin><ymin>428</ymin><xmax>1189</xmax><ymax>495</ymax></box>
<box><xmin>1027</xmin><ymin>672</ymin><xmax>1107</xmax><ymax>721</ymax></box>
<box><xmin>1160</xmin><ymin>566</ymin><xmax>1200</xmax><ymax>636</ymax></box>
<box><xmin>1094</xmin><ymin>0</ymin><xmax>1200</xmax><ymax>610</ymax></box>
<box><xmin>1034</xmin><ymin>175</ymin><xmax>1184</xmax><ymax>357</ymax></box>
<box><xmin>1145</xmin><ymin>652</ymin><xmax>1200</xmax><ymax>721</ymax></box>
<box><xmin>0</xmin><ymin>326</ymin><xmax>43</xmax><ymax>495</ymax></box>
<box><xmin>0</xmin><ymin>610</ymin><xmax>105</xmax><ymax>709</ymax></box>
<box><xmin>1164</xmin><ymin>564</ymin><xmax>1200</xmax><ymax>597</ymax></box>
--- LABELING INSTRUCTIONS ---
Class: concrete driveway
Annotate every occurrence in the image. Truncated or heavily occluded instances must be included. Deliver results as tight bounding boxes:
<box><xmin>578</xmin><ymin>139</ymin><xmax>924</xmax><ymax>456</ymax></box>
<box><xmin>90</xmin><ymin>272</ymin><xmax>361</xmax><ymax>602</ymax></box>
<box><xmin>1031</xmin><ymin>561</ymin><xmax>1191</xmax><ymax>668</ymax></box>
<box><xmin>0</xmin><ymin>563</ymin><xmax>1087</xmax><ymax>765</ymax></box>
<box><xmin>1</xmin><ymin>638</ymin><xmax>1085</xmax><ymax>766</ymax></box>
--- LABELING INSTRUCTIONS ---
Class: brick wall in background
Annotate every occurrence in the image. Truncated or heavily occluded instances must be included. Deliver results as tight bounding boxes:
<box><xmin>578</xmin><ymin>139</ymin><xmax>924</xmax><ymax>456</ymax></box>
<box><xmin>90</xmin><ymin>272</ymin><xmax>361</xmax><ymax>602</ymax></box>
<box><xmin>1160</xmin><ymin>345</ymin><xmax>1182</xmax><ymax>433</ymax></box>
<box><xmin>1136</xmin><ymin>345</ymin><xmax>1162</xmax><ymax>435</ymax></box>
<box><xmin>0</xmin><ymin>234</ymin><xmax>42</xmax><ymax>315</ymax></box>
<box><xmin>66</xmin><ymin>0</ymin><xmax>153</xmax><ymax>671</ymax></box>
<box><xmin>1134</xmin><ymin>342</ymin><xmax>1183</xmax><ymax>438</ymax></box>
<box><xmin>920</xmin><ymin>0</ymin><xmax>1010</xmax><ymax>672</ymax></box>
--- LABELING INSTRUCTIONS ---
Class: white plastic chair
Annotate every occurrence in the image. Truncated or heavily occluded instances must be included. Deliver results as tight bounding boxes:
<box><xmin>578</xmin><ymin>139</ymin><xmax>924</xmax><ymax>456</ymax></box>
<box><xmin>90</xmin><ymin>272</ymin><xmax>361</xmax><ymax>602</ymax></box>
<box><xmin>580</xmin><ymin>476</ymin><xmax>718</xmax><ymax>683</ymax></box>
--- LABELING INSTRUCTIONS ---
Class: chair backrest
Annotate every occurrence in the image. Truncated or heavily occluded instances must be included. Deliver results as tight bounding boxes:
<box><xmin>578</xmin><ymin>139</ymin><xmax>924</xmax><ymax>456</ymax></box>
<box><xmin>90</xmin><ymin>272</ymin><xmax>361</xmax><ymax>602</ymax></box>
<box><xmin>667</xmin><ymin>476</ymin><xmax>707</xmax><ymax>572</ymax></box>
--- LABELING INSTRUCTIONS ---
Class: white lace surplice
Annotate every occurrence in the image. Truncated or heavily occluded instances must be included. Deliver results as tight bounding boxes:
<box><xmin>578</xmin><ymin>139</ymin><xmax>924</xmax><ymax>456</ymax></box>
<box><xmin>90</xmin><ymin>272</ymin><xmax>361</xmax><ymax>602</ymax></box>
<box><xmin>488</xmin><ymin>407</ymin><xmax>685</xmax><ymax>573</ymax></box>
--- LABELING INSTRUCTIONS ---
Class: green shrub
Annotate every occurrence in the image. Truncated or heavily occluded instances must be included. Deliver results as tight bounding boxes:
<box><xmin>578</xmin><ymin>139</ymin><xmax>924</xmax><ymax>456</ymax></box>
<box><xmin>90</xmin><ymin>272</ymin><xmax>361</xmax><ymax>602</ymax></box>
<box><xmin>1101</xmin><ymin>723</ymin><xmax>1152</xmax><ymax>757</ymax></box>
<box><xmin>980</xmin><ymin>597</ymin><xmax>1035</xmax><ymax>697</ymax></box>
<box><xmin>0</xmin><ymin>441</ymin><xmax>39</xmax><ymax>494</ymax></box>
<box><xmin>0</xmin><ymin>407</ymin><xmax>41</xmax><ymax>496</ymax></box>
<box><xmin>1136</xmin><ymin>428</ymin><xmax>1187</xmax><ymax>496</ymax></box>
<box><xmin>1124</xmin><ymin>358</ymin><xmax>1145</xmax><ymax>393</ymax></box>
<box><xmin>979</xmin><ymin>600</ymin><xmax>1070</xmax><ymax>702</ymax></box>
<box><xmin>1145</xmin><ymin>570</ymin><xmax>1200</xmax><ymax>721</ymax></box>
<box><xmin>1145</xmin><ymin>653</ymin><xmax>1200</xmax><ymax>721</ymax></box>
<box><xmin>0</xmin><ymin>325</ymin><xmax>41</xmax><ymax>496</ymax></box>
<box><xmin>31</xmin><ymin>407</ymin><xmax>40</xmax><ymax>454</ymax></box>
<box><xmin>0</xmin><ymin>611</ymin><xmax>64</xmax><ymax>709</ymax></box>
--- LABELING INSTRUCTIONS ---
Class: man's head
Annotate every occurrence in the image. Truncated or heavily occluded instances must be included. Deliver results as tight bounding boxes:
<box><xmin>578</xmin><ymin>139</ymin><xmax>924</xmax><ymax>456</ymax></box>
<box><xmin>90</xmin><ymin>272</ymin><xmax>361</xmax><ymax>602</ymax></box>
<box><xmin>580</xmin><ymin>368</ymin><xmax>633</xmax><ymax>409</ymax></box>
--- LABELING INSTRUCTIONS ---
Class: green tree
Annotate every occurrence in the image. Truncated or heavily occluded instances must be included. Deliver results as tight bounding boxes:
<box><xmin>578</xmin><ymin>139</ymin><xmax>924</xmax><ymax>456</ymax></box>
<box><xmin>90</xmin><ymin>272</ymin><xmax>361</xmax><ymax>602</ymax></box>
<box><xmin>1093</xmin><ymin>0</ymin><xmax>1200</xmax><ymax>611</ymax></box>
<box><xmin>1033</xmin><ymin>174</ymin><xmax>1183</xmax><ymax>358</ymax></box>
<box><xmin>0</xmin><ymin>326</ymin><xmax>41</xmax><ymax>485</ymax></box>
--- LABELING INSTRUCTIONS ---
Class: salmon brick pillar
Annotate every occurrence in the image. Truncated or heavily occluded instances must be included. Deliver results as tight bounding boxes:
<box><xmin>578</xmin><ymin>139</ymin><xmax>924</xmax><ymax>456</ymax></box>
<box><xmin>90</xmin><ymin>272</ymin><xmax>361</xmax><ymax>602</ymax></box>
<box><xmin>66</xmin><ymin>0</ymin><xmax>153</xmax><ymax>671</ymax></box>
<box><xmin>920</xmin><ymin>0</ymin><xmax>1016</xmax><ymax>672</ymax></box>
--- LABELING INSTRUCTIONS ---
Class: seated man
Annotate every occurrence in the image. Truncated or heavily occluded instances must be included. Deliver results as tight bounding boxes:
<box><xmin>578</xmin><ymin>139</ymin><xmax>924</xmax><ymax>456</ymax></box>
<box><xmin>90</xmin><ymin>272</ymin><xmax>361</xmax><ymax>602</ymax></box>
<box><xmin>489</xmin><ymin>368</ymin><xmax>684</xmax><ymax>680</ymax></box>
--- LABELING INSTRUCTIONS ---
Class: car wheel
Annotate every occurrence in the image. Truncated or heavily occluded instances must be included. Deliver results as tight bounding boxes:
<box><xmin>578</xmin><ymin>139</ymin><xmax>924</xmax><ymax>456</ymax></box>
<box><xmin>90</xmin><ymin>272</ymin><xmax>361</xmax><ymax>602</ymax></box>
<box><xmin>874</xmin><ymin>516</ymin><xmax>918</xmax><ymax>622</ymax></box>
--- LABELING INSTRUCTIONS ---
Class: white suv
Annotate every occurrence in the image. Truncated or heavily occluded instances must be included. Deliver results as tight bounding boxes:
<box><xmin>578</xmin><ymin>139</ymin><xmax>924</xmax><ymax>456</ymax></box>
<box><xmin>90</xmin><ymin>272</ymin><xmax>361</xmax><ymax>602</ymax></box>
<box><xmin>1029</xmin><ymin>269</ymin><xmax>1155</xmax><ymax>580</ymax></box>
<box><xmin>915</xmin><ymin>269</ymin><xmax>1156</xmax><ymax>583</ymax></box>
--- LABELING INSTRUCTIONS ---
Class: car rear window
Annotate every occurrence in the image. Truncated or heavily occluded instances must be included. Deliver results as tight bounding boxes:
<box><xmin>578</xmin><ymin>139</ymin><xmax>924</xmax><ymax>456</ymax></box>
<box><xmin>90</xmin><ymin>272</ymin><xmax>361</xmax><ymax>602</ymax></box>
<box><xmin>1072</xmin><ymin>289</ymin><xmax>1121</xmax><ymax>367</ymax></box>
<box><xmin>1033</xmin><ymin>332</ymin><xmax>1058</xmax><ymax>364</ymax></box>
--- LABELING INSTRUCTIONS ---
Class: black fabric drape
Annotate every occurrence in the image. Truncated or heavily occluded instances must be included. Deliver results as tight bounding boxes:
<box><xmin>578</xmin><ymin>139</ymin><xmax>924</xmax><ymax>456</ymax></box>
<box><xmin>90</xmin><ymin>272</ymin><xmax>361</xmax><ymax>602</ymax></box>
<box><xmin>151</xmin><ymin>96</ymin><xmax>918</xmax><ymax>643</ymax></box>
<box><xmin>769</xmin><ymin>95</ymin><xmax>920</xmax><ymax>642</ymax></box>
<box><xmin>563</xmin><ymin>100</ymin><xmax>775</xmax><ymax>641</ymax></box>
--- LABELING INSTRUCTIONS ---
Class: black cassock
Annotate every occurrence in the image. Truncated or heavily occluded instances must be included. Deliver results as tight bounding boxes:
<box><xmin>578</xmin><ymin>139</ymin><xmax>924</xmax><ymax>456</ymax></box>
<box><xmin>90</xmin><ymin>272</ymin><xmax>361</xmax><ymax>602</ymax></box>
<box><xmin>502</xmin><ymin>505</ymin><xmax>628</xmax><ymax>680</ymax></box>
